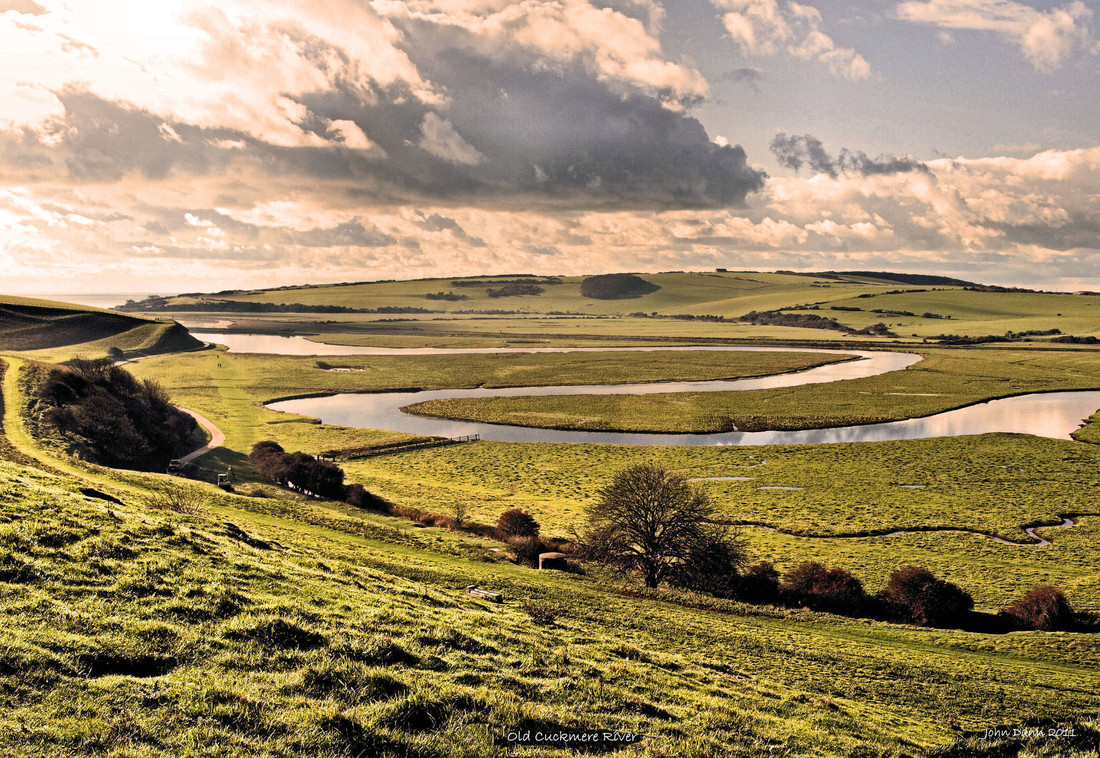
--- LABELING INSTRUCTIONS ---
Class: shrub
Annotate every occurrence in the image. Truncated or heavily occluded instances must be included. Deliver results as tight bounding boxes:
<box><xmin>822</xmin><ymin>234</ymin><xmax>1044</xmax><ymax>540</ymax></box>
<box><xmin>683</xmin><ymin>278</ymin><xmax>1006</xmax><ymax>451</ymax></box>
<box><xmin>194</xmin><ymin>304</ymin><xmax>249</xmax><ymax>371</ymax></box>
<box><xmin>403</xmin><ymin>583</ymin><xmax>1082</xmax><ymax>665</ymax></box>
<box><xmin>1001</xmin><ymin>585</ymin><xmax>1075</xmax><ymax>631</ymax></box>
<box><xmin>345</xmin><ymin>483</ymin><xmax>387</xmax><ymax>512</ymax></box>
<box><xmin>880</xmin><ymin>566</ymin><xmax>973</xmax><ymax>627</ymax></box>
<box><xmin>391</xmin><ymin>505</ymin><xmax>424</xmax><ymax>522</ymax></box>
<box><xmin>35</xmin><ymin>359</ymin><xmax>198</xmax><ymax>471</ymax></box>
<box><xmin>138</xmin><ymin>482</ymin><xmax>206</xmax><ymax>516</ymax></box>
<box><xmin>507</xmin><ymin>536</ymin><xmax>551</xmax><ymax>568</ymax></box>
<box><xmin>487</xmin><ymin>283</ymin><xmax>544</xmax><ymax>298</ymax></box>
<box><xmin>496</xmin><ymin>508</ymin><xmax>540</xmax><ymax>537</ymax></box>
<box><xmin>738</xmin><ymin>561</ymin><xmax>781</xmax><ymax>604</ymax></box>
<box><xmin>781</xmin><ymin>562</ymin><xmax>867</xmax><ymax>615</ymax></box>
<box><xmin>249</xmin><ymin>441</ymin><xmax>346</xmax><ymax>499</ymax></box>
<box><xmin>521</xmin><ymin>600</ymin><xmax>562</xmax><ymax>626</ymax></box>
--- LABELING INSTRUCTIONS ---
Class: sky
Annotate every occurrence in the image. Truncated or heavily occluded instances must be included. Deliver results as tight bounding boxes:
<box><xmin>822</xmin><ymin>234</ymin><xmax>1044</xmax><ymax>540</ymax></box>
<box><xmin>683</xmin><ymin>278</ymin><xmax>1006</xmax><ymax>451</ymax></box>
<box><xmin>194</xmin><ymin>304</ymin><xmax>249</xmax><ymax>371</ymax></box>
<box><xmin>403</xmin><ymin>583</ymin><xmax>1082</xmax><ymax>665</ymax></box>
<box><xmin>1</xmin><ymin>0</ymin><xmax>1098</xmax><ymax>295</ymax></box>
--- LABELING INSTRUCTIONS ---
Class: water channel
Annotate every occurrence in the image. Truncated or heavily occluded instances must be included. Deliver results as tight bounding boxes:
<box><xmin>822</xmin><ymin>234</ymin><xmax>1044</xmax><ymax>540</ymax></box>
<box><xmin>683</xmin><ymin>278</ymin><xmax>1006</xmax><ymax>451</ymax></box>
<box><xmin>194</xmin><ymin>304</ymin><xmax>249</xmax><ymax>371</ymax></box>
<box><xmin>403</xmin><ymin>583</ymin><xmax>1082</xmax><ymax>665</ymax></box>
<box><xmin>191</xmin><ymin>332</ymin><xmax>1100</xmax><ymax>446</ymax></box>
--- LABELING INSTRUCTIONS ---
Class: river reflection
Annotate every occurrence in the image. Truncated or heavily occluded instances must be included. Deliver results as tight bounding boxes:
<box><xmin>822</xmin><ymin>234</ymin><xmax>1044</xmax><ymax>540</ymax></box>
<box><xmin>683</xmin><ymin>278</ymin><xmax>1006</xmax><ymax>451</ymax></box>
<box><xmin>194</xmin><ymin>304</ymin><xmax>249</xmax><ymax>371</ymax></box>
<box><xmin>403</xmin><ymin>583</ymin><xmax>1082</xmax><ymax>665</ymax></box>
<box><xmin>192</xmin><ymin>332</ymin><xmax>1098</xmax><ymax>445</ymax></box>
<box><xmin>269</xmin><ymin>389</ymin><xmax>1100</xmax><ymax>445</ymax></box>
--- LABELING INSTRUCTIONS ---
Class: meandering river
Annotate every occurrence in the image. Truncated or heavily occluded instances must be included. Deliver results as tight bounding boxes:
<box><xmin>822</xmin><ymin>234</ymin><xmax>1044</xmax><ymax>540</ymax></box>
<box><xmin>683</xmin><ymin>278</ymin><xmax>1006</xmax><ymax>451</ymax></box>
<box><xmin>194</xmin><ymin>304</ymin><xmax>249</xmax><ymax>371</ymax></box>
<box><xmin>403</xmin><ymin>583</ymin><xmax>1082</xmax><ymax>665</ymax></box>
<box><xmin>191</xmin><ymin>332</ymin><xmax>1100</xmax><ymax>446</ymax></box>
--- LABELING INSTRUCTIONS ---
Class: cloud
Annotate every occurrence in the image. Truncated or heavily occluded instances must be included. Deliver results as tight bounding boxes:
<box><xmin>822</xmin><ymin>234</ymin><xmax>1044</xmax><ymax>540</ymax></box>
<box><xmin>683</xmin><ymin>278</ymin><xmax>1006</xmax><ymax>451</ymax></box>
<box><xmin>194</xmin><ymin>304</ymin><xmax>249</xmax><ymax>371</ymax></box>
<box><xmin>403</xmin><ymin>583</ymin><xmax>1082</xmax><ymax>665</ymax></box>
<box><xmin>418</xmin><ymin>112</ymin><xmax>485</xmax><ymax>165</ymax></box>
<box><xmin>770</xmin><ymin>133</ymin><xmax>930</xmax><ymax>177</ymax></box>
<box><xmin>281</xmin><ymin>220</ymin><xmax>397</xmax><ymax>248</ymax></box>
<box><xmin>0</xmin><ymin>0</ymin><xmax>764</xmax><ymax>210</ymax></box>
<box><xmin>3</xmin><ymin>147</ymin><xmax>1099</xmax><ymax>292</ymax></box>
<box><xmin>896</xmin><ymin>0</ymin><xmax>1096</xmax><ymax>72</ymax></box>
<box><xmin>723</xmin><ymin>67</ymin><xmax>765</xmax><ymax>92</ymax></box>
<box><xmin>0</xmin><ymin>0</ymin><xmax>45</xmax><ymax>14</ymax></box>
<box><xmin>324</xmin><ymin>120</ymin><xmax>385</xmax><ymax>155</ymax></box>
<box><xmin>414</xmin><ymin>212</ymin><xmax>487</xmax><ymax>246</ymax></box>
<box><xmin>385</xmin><ymin>0</ymin><xmax>708</xmax><ymax>107</ymax></box>
<box><xmin>710</xmin><ymin>0</ymin><xmax>871</xmax><ymax>79</ymax></box>
<box><xmin>0</xmin><ymin>0</ymin><xmax>432</xmax><ymax>146</ymax></box>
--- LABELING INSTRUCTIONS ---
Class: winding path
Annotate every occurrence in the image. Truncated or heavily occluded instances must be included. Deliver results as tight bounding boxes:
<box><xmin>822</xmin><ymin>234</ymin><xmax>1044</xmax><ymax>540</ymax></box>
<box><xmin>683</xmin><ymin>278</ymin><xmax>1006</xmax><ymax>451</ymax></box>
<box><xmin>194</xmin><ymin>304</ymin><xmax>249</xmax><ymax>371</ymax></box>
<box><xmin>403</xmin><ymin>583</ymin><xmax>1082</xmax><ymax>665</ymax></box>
<box><xmin>176</xmin><ymin>407</ymin><xmax>226</xmax><ymax>463</ymax></box>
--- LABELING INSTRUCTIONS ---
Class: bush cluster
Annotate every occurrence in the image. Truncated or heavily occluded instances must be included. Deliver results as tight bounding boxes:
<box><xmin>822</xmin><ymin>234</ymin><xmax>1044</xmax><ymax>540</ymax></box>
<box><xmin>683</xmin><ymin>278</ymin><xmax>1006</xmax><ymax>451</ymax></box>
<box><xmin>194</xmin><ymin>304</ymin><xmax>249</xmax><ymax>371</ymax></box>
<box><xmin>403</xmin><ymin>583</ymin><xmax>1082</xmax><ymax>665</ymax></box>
<box><xmin>671</xmin><ymin>559</ymin><xmax>1078</xmax><ymax>633</ymax></box>
<box><xmin>249</xmin><ymin>441</ymin><xmax>346</xmax><ymax>500</ymax></box>
<box><xmin>36</xmin><ymin>358</ymin><xmax>198</xmax><ymax>471</ymax></box>
<box><xmin>487</xmin><ymin>283</ymin><xmax>544</xmax><ymax>298</ymax></box>
<box><xmin>1000</xmin><ymin>585</ymin><xmax>1075</xmax><ymax>631</ymax></box>
<box><xmin>496</xmin><ymin>509</ymin><xmax>540</xmax><ymax>538</ymax></box>
<box><xmin>730</xmin><ymin>561</ymin><xmax>977</xmax><ymax>627</ymax></box>
<box><xmin>579</xmin><ymin>273</ymin><xmax>660</xmax><ymax>299</ymax></box>
<box><xmin>879</xmin><ymin>566</ymin><xmax>974</xmax><ymax>626</ymax></box>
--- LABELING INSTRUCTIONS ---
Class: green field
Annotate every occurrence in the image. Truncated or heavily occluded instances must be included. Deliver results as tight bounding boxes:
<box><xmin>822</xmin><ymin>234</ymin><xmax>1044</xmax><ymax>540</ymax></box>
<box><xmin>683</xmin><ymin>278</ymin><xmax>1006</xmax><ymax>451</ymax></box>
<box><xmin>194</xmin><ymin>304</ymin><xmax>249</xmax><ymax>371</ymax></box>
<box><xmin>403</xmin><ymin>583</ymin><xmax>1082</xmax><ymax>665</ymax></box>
<box><xmin>3</xmin><ymin>283</ymin><xmax>1100</xmax><ymax>756</ymax></box>
<box><xmin>338</xmin><ymin>436</ymin><xmax>1100</xmax><ymax>610</ymax></box>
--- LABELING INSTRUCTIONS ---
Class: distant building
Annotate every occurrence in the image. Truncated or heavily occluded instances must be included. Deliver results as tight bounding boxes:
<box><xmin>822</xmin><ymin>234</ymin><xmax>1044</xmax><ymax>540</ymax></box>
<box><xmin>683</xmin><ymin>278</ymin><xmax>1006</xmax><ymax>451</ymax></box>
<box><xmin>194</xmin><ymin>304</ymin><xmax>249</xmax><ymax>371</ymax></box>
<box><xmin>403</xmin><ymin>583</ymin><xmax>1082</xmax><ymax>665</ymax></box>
<box><xmin>716</xmin><ymin>268</ymin><xmax>727</xmax><ymax>272</ymax></box>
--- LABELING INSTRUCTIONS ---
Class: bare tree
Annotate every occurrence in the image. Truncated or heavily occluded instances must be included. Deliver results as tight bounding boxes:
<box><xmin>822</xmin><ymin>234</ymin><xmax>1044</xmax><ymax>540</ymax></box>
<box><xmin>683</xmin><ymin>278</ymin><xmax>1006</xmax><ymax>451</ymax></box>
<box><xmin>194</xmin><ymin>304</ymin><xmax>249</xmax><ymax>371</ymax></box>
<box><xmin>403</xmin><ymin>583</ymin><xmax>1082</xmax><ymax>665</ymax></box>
<box><xmin>582</xmin><ymin>463</ymin><xmax>738</xmax><ymax>589</ymax></box>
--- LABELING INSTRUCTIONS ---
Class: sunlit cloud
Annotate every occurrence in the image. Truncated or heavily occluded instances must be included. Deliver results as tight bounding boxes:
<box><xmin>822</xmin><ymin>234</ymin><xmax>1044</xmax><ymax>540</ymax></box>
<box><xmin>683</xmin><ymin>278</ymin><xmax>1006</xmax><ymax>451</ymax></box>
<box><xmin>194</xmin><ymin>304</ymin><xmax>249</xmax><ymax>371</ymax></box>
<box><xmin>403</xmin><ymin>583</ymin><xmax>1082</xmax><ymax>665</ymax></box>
<box><xmin>897</xmin><ymin>0</ymin><xmax>1096</xmax><ymax>72</ymax></box>
<box><xmin>710</xmin><ymin>0</ymin><xmax>871</xmax><ymax>80</ymax></box>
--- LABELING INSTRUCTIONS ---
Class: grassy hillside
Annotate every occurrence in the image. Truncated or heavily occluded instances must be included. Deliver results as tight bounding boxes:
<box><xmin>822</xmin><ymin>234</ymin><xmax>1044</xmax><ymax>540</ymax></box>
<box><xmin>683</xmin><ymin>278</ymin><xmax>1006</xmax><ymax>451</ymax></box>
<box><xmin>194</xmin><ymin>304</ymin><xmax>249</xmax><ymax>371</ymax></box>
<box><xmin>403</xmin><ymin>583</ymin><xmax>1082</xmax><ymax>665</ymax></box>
<box><xmin>3</xmin><ymin>370</ymin><xmax>1100</xmax><ymax>756</ymax></box>
<box><xmin>5</xmin><ymin>284</ymin><xmax>1100</xmax><ymax>756</ymax></box>
<box><xmin>0</xmin><ymin>295</ymin><xmax>201</xmax><ymax>360</ymax></box>
<box><xmin>116</xmin><ymin>344</ymin><xmax>1100</xmax><ymax>616</ymax></box>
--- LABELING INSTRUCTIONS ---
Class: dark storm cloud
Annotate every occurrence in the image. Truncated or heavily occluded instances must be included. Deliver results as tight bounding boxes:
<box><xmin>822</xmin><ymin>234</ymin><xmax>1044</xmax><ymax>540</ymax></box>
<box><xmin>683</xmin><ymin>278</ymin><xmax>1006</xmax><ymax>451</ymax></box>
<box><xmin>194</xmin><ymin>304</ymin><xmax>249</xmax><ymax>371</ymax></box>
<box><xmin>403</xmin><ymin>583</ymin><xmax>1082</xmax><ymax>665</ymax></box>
<box><xmin>137</xmin><ymin>205</ymin><xmax>394</xmax><ymax>249</ymax></box>
<box><xmin>141</xmin><ymin>220</ymin><xmax>171</xmax><ymax>236</ymax></box>
<box><xmin>990</xmin><ymin>216</ymin><xmax>1100</xmax><ymax>252</ymax></box>
<box><xmin>770</xmin><ymin>133</ymin><xmax>929</xmax><ymax>177</ymax></box>
<box><xmin>281</xmin><ymin>220</ymin><xmax>396</xmax><ymax>248</ymax></box>
<box><xmin>53</xmin><ymin>92</ymin><xmax>234</xmax><ymax>181</ymax></box>
<box><xmin>724</xmin><ymin>68</ymin><xmax>765</xmax><ymax>93</ymax></box>
<box><xmin>526</xmin><ymin>244</ymin><xmax>560</xmax><ymax>256</ymax></box>
<box><xmin>371</xmin><ymin>19</ymin><xmax>766</xmax><ymax>208</ymax></box>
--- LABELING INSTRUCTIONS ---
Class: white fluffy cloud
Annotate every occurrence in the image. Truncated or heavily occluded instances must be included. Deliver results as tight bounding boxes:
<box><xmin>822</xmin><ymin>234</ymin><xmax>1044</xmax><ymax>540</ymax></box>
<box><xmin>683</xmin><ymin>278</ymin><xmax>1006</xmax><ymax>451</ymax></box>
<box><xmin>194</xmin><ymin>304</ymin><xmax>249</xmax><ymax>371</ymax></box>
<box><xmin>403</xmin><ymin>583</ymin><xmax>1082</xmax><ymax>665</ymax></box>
<box><xmin>379</xmin><ymin>0</ymin><xmax>708</xmax><ymax>106</ymax></box>
<box><xmin>896</xmin><ymin>0</ymin><xmax>1096</xmax><ymax>72</ymax></box>
<box><xmin>418</xmin><ymin>113</ymin><xmax>485</xmax><ymax>165</ymax></box>
<box><xmin>0</xmin><ymin>0</ymin><xmax>432</xmax><ymax>147</ymax></box>
<box><xmin>711</xmin><ymin>0</ymin><xmax>871</xmax><ymax>80</ymax></box>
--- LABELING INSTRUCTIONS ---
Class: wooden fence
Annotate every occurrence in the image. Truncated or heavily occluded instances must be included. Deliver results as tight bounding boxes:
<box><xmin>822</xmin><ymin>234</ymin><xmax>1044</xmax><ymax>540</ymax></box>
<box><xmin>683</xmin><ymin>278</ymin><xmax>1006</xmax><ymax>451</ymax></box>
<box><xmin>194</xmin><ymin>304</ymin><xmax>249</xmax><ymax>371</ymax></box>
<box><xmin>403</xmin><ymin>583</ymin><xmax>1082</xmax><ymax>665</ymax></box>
<box><xmin>323</xmin><ymin>434</ymin><xmax>480</xmax><ymax>461</ymax></box>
